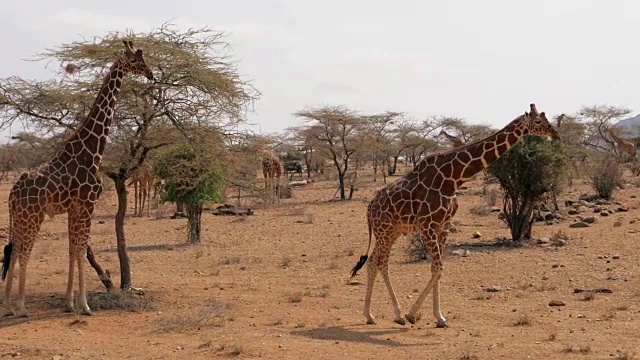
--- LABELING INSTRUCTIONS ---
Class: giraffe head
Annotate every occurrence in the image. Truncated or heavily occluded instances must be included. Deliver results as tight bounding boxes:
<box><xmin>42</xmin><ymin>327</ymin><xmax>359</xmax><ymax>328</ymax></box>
<box><xmin>121</xmin><ymin>40</ymin><xmax>154</xmax><ymax>81</ymax></box>
<box><xmin>521</xmin><ymin>103</ymin><xmax>561</xmax><ymax>140</ymax></box>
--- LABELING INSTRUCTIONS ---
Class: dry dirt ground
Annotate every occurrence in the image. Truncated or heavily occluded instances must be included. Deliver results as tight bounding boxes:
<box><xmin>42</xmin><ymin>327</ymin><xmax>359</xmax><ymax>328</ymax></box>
<box><xmin>0</xmin><ymin>167</ymin><xmax>639</xmax><ymax>360</ymax></box>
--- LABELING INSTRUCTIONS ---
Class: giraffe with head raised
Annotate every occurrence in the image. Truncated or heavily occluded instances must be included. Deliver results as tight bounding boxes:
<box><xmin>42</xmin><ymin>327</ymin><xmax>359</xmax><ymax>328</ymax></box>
<box><xmin>128</xmin><ymin>163</ymin><xmax>154</xmax><ymax>217</ymax></box>
<box><xmin>438</xmin><ymin>129</ymin><xmax>465</xmax><ymax>148</ymax></box>
<box><xmin>261</xmin><ymin>149</ymin><xmax>283</xmax><ymax>203</ymax></box>
<box><xmin>1</xmin><ymin>40</ymin><xmax>154</xmax><ymax>317</ymax></box>
<box><xmin>351</xmin><ymin>104</ymin><xmax>561</xmax><ymax>328</ymax></box>
<box><xmin>605</xmin><ymin>128</ymin><xmax>636</xmax><ymax>161</ymax></box>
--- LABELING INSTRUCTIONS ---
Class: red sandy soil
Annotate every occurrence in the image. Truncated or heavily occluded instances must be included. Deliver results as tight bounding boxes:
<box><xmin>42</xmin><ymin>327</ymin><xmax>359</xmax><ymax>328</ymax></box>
<box><xmin>0</xmin><ymin>168</ymin><xmax>639</xmax><ymax>359</ymax></box>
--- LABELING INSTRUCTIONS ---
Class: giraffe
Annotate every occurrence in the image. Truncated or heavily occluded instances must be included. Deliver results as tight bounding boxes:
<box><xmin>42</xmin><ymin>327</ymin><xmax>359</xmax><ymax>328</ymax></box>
<box><xmin>128</xmin><ymin>163</ymin><xmax>154</xmax><ymax>217</ymax></box>
<box><xmin>350</xmin><ymin>104</ymin><xmax>560</xmax><ymax>328</ymax></box>
<box><xmin>1</xmin><ymin>40</ymin><xmax>154</xmax><ymax>317</ymax></box>
<box><xmin>605</xmin><ymin>128</ymin><xmax>636</xmax><ymax>161</ymax></box>
<box><xmin>438</xmin><ymin>129</ymin><xmax>465</xmax><ymax>148</ymax></box>
<box><xmin>261</xmin><ymin>149</ymin><xmax>283</xmax><ymax>203</ymax></box>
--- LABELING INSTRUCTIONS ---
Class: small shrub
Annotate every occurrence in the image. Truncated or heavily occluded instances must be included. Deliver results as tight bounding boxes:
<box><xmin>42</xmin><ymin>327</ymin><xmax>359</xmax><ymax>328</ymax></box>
<box><xmin>406</xmin><ymin>232</ymin><xmax>429</xmax><ymax>262</ymax></box>
<box><xmin>581</xmin><ymin>291</ymin><xmax>596</xmax><ymax>301</ymax></box>
<box><xmin>514</xmin><ymin>314</ymin><xmax>532</xmax><ymax>326</ymax></box>
<box><xmin>287</xmin><ymin>291</ymin><xmax>303</xmax><ymax>303</ymax></box>
<box><xmin>590</xmin><ymin>156</ymin><xmax>623</xmax><ymax>199</ymax></box>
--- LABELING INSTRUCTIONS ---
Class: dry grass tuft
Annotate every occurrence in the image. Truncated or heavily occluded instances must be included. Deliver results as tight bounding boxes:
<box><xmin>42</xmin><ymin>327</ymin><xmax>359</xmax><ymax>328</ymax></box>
<box><xmin>156</xmin><ymin>300</ymin><xmax>229</xmax><ymax>332</ymax></box>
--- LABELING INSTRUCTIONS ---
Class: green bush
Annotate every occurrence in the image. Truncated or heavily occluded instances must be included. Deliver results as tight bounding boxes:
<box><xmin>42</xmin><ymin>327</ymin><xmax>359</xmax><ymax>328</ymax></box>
<box><xmin>486</xmin><ymin>136</ymin><xmax>568</xmax><ymax>242</ymax></box>
<box><xmin>152</xmin><ymin>144</ymin><xmax>226</xmax><ymax>244</ymax></box>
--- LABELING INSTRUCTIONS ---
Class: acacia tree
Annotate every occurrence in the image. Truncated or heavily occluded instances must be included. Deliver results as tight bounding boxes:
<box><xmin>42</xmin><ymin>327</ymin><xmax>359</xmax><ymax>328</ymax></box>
<box><xmin>0</xmin><ymin>24</ymin><xmax>259</xmax><ymax>289</ymax></box>
<box><xmin>579</xmin><ymin>104</ymin><xmax>632</xmax><ymax>155</ymax></box>
<box><xmin>294</xmin><ymin>106</ymin><xmax>365</xmax><ymax>200</ymax></box>
<box><xmin>361</xmin><ymin>111</ymin><xmax>402</xmax><ymax>182</ymax></box>
<box><xmin>437</xmin><ymin>116</ymin><xmax>495</xmax><ymax>144</ymax></box>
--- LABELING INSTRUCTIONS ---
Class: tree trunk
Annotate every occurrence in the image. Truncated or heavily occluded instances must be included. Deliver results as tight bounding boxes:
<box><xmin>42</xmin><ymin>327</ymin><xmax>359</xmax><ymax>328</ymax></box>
<box><xmin>86</xmin><ymin>245</ymin><xmax>114</xmax><ymax>292</ymax></box>
<box><xmin>392</xmin><ymin>156</ymin><xmax>399</xmax><ymax>174</ymax></box>
<box><xmin>186</xmin><ymin>204</ymin><xmax>202</xmax><ymax>244</ymax></box>
<box><xmin>372</xmin><ymin>158</ymin><xmax>378</xmax><ymax>182</ymax></box>
<box><xmin>338</xmin><ymin>172</ymin><xmax>346</xmax><ymax>200</ymax></box>
<box><xmin>504</xmin><ymin>195</ymin><xmax>535</xmax><ymax>243</ymax></box>
<box><xmin>113</xmin><ymin>176</ymin><xmax>132</xmax><ymax>290</ymax></box>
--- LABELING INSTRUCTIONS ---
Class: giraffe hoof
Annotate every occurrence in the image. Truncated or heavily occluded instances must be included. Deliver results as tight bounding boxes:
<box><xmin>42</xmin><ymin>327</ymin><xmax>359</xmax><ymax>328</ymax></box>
<box><xmin>80</xmin><ymin>309</ymin><xmax>94</xmax><ymax>316</ymax></box>
<box><xmin>3</xmin><ymin>310</ymin><xmax>15</xmax><ymax>317</ymax></box>
<box><xmin>404</xmin><ymin>313</ymin><xmax>421</xmax><ymax>325</ymax></box>
<box><xmin>394</xmin><ymin>318</ymin><xmax>406</xmax><ymax>326</ymax></box>
<box><xmin>17</xmin><ymin>313</ymin><xmax>29</xmax><ymax>318</ymax></box>
<box><xmin>64</xmin><ymin>307</ymin><xmax>75</xmax><ymax>313</ymax></box>
<box><xmin>436</xmin><ymin>320</ymin><xmax>449</xmax><ymax>328</ymax></box>
<box><xmin>365</xmin><ymin>318</ymin><xmax>377</xmax><ymax>325</ymax></box>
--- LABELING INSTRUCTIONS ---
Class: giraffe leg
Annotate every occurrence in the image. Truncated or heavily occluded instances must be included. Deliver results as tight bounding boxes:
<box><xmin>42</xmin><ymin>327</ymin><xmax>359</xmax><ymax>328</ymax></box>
<box><xmin>13</xmin><ymin>214</ymin><xmax>43</xmax><ymax>318</ymax></box>
<box><xmin>15</xmin><ymin>241</ymin><xmax>36</xmax><ymax>318</ymax></box>
<box><xmin>65</xmin><ymin>249</ymin><xmax>76</xmax><ymax>312</ymax></box>
<box><xmin>405</xmin><ymin>229</ymin><xmax>444</xmax><ymax>326</ymax></box>
<box><xmin>380</xmin><ymin>262</ymin><xmax>405</xmax><ymax>325</ymax></box>
<box><xmin>363</xmin><ymin>253</ymin><xmax>379</xmax><ymax>325</ymax></box>
<box><xmin>68</xmin><ymin>207</ymin><xmax>94</xmax><ymax>316</ymax></box>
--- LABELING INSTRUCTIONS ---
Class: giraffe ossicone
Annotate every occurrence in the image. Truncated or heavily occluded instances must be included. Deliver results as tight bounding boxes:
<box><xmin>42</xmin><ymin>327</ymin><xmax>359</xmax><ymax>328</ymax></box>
<box><xmin>2</xmin><ymin>40</ymin><xmax>154</xmax><ymax>317</ymax></box>
<box><xmin>351</xmin><ymin>103</ymin><xmax>561</xmax><ymax>328</ymax></box>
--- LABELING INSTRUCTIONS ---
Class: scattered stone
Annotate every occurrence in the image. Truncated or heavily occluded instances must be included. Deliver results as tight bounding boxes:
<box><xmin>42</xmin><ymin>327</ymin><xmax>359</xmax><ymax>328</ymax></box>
<box><xmin>573</xmin><ymin>288</ymin><xmax>613</xmax><ymax>294</ymax></box>
<box><xmin>451</xmin><ymin>249</ymin><xmax>470</xmax><ymax>257</ymax></box>
<box><xmin>613</xmin><ymin>221</ymin><xmax>622</xmax><ymax>227</ymax></box>
<box><xmin>612</xmin><ymin>255</ymin><xmax>620</xmax><ymax>260</ymax></box>
<box><xmin>485</xmin><ymin>285</ymin><xmax>502</xmax><ymax>292</ymax></box>
<box><xmin>617</xmin><ymin>205</ymin><xmax>629</xmax><ymax>212</ymax></box>
<box><xmin>568</xmin><ymin>209</ymin><xmax>580</xmax><ymax>215</ymax></box>
<box><xmin>607</xmin><ymin>274</ymin><xmax>624</xmax><ymax>281</ymax></box>
<box><xmin>593</xmin><ymin>207</ymin><xmax>602</xmax><ymax>213</ymax></box>
<box><xmin>537</xmin><ymin>237</ymin><xmax>550</xmax><ymax>244</ymax></box>
<box><xmin>630</xmin><ymin>219</ymin><xmax>638</xmax><ymax>224</ymax></box>
<box><xmin>600</xmin><ymin>211</ymin><xmax>609</xmax><ymax>217</ymax></box>
<box><xmin>569</xmin><ymin>222</ymin><xmax>589</xmax><ymax>228</ymax></box>
<box><xmin>472</xmin><ymin>231</ymin><xmax>482</xmax><ymax>239</ymax></box>
<box><xmin>582</xmin><ymin>216</ymin><xmax>596</xmax><ymax>224</ymax></box>
<box><xmin>490</xmin><ymin>207</ymin><xmax>501</xmax><ymax>213</ymax></box>
<box><xmin>548</xmin><ymin>300</ymin><xmax>565</xmax><ymax>306</ymax></box>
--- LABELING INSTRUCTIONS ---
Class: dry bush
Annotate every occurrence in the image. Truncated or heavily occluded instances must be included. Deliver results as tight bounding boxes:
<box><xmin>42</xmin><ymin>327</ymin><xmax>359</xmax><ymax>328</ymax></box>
<box><xmin>406</xmin><ymin>232</ymin><xmax>429</xmax><ymax>262</ymax></box>
<box><xmin>590</xmin><ymin>156</ymin><xmax>623</xmax><ymax>199</ymax></box>
<box><xmin>514</xmin><ymin>314</ymin><xmax>532</xmax><ymax>326</ymax></box>
<box><xmin>156</xmin><ymin>301</ymin><xmax>229</xmax><ymax>332</ymax></box>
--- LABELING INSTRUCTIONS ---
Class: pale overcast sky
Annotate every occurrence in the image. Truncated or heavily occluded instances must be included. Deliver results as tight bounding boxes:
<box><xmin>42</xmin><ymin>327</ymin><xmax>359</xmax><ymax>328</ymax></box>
<box><xmin>1</xmin><ymin>0</ymin><xmax>638</xmax><ymax>137</ymax></box>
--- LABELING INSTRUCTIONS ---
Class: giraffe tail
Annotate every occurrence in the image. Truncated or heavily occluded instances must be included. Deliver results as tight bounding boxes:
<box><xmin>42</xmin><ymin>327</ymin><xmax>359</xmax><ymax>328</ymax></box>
<box><xmin>1</xmin><ymin>243</ymin><xmax>12</xmax><ymax>281</ymax></box>
<box><xmin>350</xmin><ymin>216</ymin><xmax>373</xmax><ymax>278</ymax></box>
<box><xmin>2</xmin><ymin>198</ymin><xmax>14</xmax><ymax>281</ymax></box>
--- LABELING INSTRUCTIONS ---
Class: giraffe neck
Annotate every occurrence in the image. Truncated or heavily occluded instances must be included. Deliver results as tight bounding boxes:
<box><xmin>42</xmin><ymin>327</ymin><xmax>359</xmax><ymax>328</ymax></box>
<box><xmin>418</xmin><ymin>115</ymin><xmax>527</xmax><ymax>189</ymax></box>
<box><xmin>454</xmin><ymin>117</ymin><xmax>526</xmax><ymax>184</ymax></box>
<box><xmin>56</xmin><ymin>58</ymin><xmax>128</xmax><ymax>171</ymax></box>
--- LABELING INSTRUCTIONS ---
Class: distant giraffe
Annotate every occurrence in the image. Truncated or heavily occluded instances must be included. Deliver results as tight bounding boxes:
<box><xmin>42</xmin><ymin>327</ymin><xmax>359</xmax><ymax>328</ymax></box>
<box><xmin>438</xmin><ymin>129</ymin><xmax>465</xmax><ymax>148</ymax></box>
<box><xmin>1</xmin><ymin>41</ymin><xmax>154</xmax><ymax>317</ymax></box>
<box><xmin>128</xmin><ymin>164</ymin><xmax>154</xmax><ymax>217</ymax></box>
<box><xmin>606</xmin><ymin>128</ymin><xmax>636</xmax><ymax>161</ymax></box>
<box><xmin>261</xmin><ymin>150</ymin><xmax>283</xmax><ymax>203</ymax></box>
<box><xmin>350</xmin><ymin>104</ymin><xmax>560</xmax><ymax>328</ymax></box>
